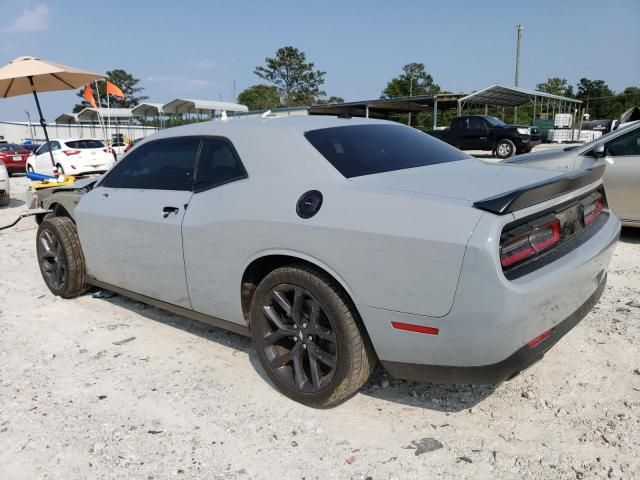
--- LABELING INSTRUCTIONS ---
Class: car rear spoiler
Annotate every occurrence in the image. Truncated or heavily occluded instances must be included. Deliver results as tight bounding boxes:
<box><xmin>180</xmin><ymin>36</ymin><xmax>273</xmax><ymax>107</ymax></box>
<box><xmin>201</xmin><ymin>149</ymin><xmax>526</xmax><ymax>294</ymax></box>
<box><xmin>473</xmin><ymin>164</ymin><xmax>606</xmax><ymax>215</ymax></box>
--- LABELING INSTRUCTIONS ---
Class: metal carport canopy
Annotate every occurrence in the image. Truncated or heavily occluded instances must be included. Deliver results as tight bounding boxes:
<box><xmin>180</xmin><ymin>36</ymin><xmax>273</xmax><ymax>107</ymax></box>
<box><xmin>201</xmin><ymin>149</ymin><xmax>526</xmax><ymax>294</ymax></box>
<box><xmin>76</xmin><ymin>107</ymin><xmax>133</xmax><ymax>122</ymax></box>
<box><xmin>309</xmin><ymin>94</ymin><xmax>465</xmax><ymax>118</ymax></box>
<box><xmin>131</xmin><ymin>102</ymin><xmax>164</xmax><ymax>117</ymax></box>
<box><xmin>162</xmin><ymin>98</ymin><xmax>248</xmax><ymax>114</ymax></box>
<box><xmin>55</xmin><ymin>113</ymin><xmax>78</xmax><ymax>124</ymax></box>
<box><xmin>459</xmin><ymin>84</ymin><xmax>581</xmax><ymax>107</ymax></box>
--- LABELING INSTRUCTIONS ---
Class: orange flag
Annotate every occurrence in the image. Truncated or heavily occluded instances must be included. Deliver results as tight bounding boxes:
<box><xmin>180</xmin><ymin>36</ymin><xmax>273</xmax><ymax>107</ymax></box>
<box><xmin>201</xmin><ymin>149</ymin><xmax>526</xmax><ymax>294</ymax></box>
<box><xmin>106</xmin><ymin>81</ymin><xmax>125</xmax><ymax>100</ymax></box>
<box><xmin>82</xmin><ymin>84</ymin><xmax>97</xmax><ymax>108</ymax></box>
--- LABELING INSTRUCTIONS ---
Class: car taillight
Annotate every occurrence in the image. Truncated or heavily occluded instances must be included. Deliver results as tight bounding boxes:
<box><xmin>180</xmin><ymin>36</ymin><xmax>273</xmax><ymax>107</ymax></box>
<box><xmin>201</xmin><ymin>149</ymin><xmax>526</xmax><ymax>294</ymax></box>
<box><xmin>63</xmin><ymin>150</ymin><xmax>81</xmax><ymax>156</ymax></box>
<box><xmin>500</xmin><ymin>218</ymin><xmax>561</xmax><ymax>268</ymax></box>
<box><xmin>582</xmin><ymin>194</ymin><xmax>603</xmax><ymax>226</ymax></box>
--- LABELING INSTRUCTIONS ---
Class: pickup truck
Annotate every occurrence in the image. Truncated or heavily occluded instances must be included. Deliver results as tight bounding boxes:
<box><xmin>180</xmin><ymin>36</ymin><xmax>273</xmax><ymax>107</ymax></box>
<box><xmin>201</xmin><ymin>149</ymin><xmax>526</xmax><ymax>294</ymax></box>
<box><xmin>428</xmin><ymin>115</ymin><xmax>541</xmax><ymax>159</ymax></box>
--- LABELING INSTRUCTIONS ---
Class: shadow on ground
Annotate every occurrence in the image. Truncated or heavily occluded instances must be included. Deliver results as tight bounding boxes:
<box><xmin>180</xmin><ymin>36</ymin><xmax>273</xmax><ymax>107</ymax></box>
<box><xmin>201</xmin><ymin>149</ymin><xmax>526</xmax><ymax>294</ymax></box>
<box><xmin>620</xmin><ymin>226</ymin><xmax>640</xmax><ymax>244</ymax></box>
<box><xmin>94</xmin><ymin>290</ymin><xmax>495</xmax><ymax>411</ymax></box>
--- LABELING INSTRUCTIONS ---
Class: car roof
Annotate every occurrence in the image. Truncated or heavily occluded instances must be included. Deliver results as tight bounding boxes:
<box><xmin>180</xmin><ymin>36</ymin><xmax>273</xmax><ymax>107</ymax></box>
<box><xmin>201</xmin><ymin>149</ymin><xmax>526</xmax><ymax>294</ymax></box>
<box><xmin>149</xmin><ymin>115</ymin><xmax>398</xmax><ymax>141</ymax></box>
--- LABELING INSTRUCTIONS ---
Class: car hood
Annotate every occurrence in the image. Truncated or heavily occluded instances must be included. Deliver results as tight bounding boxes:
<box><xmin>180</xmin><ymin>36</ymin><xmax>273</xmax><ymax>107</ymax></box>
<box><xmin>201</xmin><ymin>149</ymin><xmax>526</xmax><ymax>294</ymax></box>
<box><xmin>349</xmin><ymin>158</ymin><xmax>572</xmax><ymax>202</ymax></box>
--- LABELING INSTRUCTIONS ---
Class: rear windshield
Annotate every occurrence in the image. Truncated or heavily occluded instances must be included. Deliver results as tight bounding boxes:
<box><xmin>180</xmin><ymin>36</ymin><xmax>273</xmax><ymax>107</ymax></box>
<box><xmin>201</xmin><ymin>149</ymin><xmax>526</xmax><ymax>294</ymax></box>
<box><xmin>0</xmin><ymin>144</ymin><xmax>25</xmax><ymax>151</ymax></box>
<box><xmin>305</xmin><ymin>124</ymin><xmax>469</xmax><ymax>178</ymax></box>
<box><xmin>65</xmin><ymin>140</ymin><xmax>105</xmax><ymax>149</ymax></box>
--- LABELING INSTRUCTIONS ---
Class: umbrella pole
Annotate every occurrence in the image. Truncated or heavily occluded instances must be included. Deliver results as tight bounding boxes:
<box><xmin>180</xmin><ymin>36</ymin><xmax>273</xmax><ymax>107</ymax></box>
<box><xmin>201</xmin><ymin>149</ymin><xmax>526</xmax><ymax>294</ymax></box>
<box><xmin>28</xmin><ymin>75</ymin><xmax>57</xmax><ymax>171</ymax></box>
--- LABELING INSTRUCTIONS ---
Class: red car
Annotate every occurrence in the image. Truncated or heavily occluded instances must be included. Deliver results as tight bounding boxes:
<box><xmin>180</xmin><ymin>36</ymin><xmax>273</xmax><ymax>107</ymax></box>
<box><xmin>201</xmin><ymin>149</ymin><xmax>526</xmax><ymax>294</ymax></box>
<box><xmin>0</xmin><ymin>143</ymin><xmax>30</xmax><ymax>176</ymax></box>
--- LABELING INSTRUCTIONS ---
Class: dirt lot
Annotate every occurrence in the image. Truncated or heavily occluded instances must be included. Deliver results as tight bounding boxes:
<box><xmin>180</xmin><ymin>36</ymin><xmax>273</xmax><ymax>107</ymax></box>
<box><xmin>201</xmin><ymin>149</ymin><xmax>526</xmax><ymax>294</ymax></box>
<box><xmin>1</xmin><ymin>174</ymin><xmax>639</xmax><ymax>480</ymax></box>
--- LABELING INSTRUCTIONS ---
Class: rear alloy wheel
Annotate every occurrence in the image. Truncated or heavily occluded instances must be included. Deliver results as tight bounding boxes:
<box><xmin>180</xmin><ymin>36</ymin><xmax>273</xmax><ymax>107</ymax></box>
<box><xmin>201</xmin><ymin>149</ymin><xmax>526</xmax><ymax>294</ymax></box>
<box><xmin>36</xmin><ymin>217</ymin><xmax>87</xmax><ymax>298</ymax></box>
<box><xmin>495</xmin><ymin>139</ymin><xmax>516</xmax><ymax>159</ymax></box>
<box><xmin>251</xmin><ymin>265</ymin><xmax>376</xmax><ymax>407</ymax></box>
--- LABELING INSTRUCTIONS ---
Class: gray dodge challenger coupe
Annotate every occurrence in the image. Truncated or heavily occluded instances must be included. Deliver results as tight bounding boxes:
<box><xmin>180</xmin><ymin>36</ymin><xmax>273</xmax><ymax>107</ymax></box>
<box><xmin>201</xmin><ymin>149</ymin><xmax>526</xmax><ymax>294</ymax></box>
<box><xmin>35</xmin><ymin>116</ymin><xmax>620</xmax><ymax>406</ymax></box>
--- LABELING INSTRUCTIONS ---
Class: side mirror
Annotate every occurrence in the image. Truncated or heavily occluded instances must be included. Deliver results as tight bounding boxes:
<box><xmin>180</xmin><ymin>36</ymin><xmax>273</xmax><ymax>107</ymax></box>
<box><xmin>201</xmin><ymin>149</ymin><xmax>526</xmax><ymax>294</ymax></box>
<box><xmin>592</xmin><ymin>142</ymin><xmax>606</xmax><ymax>158</ymax></box>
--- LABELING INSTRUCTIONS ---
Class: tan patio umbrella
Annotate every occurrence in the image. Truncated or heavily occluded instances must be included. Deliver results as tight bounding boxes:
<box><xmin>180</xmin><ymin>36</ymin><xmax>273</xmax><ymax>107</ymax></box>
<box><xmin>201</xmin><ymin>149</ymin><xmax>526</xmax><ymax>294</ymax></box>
<box><xmin>0</xmin><ymin>55</ymin><xmax>104</xmax><ymax>170</ymax></box>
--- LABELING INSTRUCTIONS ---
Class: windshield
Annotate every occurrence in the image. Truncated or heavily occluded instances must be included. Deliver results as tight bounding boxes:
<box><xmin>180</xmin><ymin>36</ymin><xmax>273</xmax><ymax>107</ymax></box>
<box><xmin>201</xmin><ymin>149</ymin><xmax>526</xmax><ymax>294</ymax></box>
<box><xmin>0</xmin><ymin>144</ymin><xmax>26</xmax><ymax>151</ymax></box>
<box><xmin>305</xmin><ymin>124</ymin><xmax>470</xmax><ymax>178</ymax></box>
<box><xmin>484</xmin><ymin>116</ymin><xmax>506</xmax><ymax>127</ymax></box>
<box><xmin>65</xmin><ymin>140</ymin><xmax>105</xmax><ymax>149</ymax></box>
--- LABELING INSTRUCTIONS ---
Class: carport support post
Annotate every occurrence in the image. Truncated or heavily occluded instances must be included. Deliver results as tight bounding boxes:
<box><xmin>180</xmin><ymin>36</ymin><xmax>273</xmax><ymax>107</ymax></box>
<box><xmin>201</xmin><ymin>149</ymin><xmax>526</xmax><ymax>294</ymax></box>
<box><xmin>365</xmin><ymin>104</ymin><xmax>369</xmax><ymax>118</ymax></box>
<box><xmin>28</xmin><ymin>75</ymin><xmax>56</xmax><ymax>170</ymax></box>
<box><xmin>433</xmin><ymin>97</ymin><xmax>438</xmax><ymax>129</ymax></box>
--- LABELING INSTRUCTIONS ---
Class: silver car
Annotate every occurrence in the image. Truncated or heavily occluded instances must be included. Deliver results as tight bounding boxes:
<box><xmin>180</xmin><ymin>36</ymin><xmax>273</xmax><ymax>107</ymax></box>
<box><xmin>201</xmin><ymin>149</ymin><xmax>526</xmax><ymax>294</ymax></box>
<box><xmin>505</xmin><ymin>120</ymin><xmax>640</xmax><ymax>227</ymax></box>
<box><xmin>35</xmin><ymin>116</ymin><xmax>620</xmax><ymax>406</ymax></box>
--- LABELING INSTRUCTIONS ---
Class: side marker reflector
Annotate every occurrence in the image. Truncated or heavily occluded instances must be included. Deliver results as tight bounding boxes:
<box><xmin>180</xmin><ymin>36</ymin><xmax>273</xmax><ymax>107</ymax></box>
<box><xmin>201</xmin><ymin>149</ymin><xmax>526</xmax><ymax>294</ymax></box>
<box><xmin>391</xmin><ymin>321</ymin><xmax>439</xmax><ymax>336</ymax></box>
<box><xmin>527</xmin><ymin>329</ymin><xmax>553</xmax><ymax>348</ymax></box>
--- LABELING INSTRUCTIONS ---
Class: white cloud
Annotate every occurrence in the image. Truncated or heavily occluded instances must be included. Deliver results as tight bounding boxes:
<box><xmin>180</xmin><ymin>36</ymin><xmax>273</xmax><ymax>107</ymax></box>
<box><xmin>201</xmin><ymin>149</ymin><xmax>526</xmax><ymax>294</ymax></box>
<box><xmin>4</xmin><ymin>4</ymin><xmax>50</xmax><ymax>33</ymax></box>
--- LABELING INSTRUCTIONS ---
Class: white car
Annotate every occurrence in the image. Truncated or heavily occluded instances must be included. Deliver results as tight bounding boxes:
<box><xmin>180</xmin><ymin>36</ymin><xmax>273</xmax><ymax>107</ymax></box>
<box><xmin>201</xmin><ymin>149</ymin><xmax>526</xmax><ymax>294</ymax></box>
<box><xmin>0</xmin><ymin>159</ymin><xmax>9</xmax><ymax>206</ymax></box>
<box><xmin>26</xmin><ymin>138</ymin><xmax>115</xmax><ymax>176</ymax></box>
<box><xmin>110</xmin><ymin>142</ymin><xmax>128</xmax><ymax>157</ymax></box>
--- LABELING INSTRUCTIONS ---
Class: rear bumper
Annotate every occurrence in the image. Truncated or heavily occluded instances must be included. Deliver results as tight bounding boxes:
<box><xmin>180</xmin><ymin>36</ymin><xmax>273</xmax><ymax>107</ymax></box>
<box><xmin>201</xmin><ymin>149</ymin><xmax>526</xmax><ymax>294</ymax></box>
<box><xmin>357</xmin><ymin>201</ymin><xmax>620</xmax><ymax>377</ymax></box>
<box><xmin>5</xmin><ymin>162</ymin><xmax>26</xmax><ymax>173</ymax></box>
<box><xmin>381</xmin><ymin>272</ymin><xmax>607</xmax><ymax>384</ymax></box>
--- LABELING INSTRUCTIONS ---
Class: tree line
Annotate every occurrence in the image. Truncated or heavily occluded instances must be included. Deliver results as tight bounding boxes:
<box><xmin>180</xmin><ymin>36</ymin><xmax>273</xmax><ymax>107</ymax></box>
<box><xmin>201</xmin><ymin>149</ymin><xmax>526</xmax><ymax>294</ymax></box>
<box><xmin>73</xmin><ymin>46</ymin><xmax>638</xmax><ymax>128</ymax></box>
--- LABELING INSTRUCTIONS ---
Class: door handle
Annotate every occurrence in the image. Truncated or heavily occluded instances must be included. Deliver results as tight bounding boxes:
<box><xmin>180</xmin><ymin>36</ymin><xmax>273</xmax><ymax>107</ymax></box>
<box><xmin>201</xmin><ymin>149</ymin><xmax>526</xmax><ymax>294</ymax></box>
<box><xmin>162</xmin><ymin>206</ymin><xmax>180</xmax><ymax>218</ymax></box>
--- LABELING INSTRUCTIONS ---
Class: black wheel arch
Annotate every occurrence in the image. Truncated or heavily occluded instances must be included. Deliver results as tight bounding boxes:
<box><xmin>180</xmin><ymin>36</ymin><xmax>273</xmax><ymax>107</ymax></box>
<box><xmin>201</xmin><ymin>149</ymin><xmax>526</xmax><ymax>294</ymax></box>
<box><xmin>241</xmin><ymin>255</ymin><xmax>356</xmax><ymax>324</ymax></box>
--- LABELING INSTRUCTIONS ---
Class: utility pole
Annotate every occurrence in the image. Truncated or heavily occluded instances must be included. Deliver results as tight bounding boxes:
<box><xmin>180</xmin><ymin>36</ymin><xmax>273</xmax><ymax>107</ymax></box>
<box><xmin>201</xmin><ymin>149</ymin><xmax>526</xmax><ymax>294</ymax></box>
<box><xmin>514</xmin><ymin>24</ymin><xmax>524</xmax><ymax>123</ymax></box>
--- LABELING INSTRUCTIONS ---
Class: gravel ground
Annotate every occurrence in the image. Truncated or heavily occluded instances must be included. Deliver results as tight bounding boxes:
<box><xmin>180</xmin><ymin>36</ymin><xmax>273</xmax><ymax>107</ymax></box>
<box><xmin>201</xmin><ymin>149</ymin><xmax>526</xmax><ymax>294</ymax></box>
<box><xmin>1</xmin><ymin>173</ymin><xmax>639</xmax><ymax>480</ymax></box>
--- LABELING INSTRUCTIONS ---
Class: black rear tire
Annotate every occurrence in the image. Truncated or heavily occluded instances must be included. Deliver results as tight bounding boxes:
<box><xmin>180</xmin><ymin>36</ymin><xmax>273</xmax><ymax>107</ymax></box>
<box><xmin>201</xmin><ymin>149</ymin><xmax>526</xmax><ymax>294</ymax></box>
<box><xmin>250</xmin><ymin>264</ymin><xmax>376</xmax><ymax>407</ymax></box>
<box><xmin>36</xmin><ymin>217</ymin><xmax>88</xmax><ymax>298</ymax></box>
<box><xmin>495</xmin><ymin>139</ymin><xmax>516</xmax><ymax>159</ymax></box>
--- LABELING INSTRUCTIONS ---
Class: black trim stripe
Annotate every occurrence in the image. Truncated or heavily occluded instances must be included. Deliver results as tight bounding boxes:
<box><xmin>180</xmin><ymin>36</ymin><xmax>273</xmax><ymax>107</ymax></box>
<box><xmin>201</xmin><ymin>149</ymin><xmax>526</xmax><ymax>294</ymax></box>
<box><xmin>473</xmin><ymin>165</ymin><xmax>606</xmax><ymax>215</ymax></box>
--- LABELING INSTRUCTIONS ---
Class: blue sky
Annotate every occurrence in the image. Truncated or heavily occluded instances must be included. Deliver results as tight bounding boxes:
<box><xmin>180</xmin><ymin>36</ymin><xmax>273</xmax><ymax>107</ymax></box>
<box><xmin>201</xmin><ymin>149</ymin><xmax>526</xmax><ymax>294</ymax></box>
<box><xmin>1</xmin><ymin>0</ymin><xmax>638</xmax><ymax>120</ymax></box>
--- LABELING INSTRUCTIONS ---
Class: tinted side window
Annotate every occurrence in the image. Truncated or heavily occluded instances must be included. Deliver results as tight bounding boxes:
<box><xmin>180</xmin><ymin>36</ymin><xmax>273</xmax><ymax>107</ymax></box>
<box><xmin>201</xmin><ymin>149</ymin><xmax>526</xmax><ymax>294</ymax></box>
<box><xmin>51</xmin><ymin>141</ymin><xmax>61</xmax><ymax>151</ymax></box>
<box><xmin>606</xmin><ymin>127</ymin><xmax>640</xmax><ymax>157</ymax></box>
<box><xmin>37</xmin><ymin>143</ymin><xmax>50</xmax><ymax>155</ymax></box>
<box><xmin>305</xmin><ymin>124</ymin><xmax>469</xmax><ymax>178</ymax></box>
<box><xmin>194</xmin><ymin>138</ymin><xmax>247</xmax><ymax>190</ymax></box>
<box><xmin>451</xmin><ymin>117</ymin><xmax>466</xmax><ymax>129</ymax></box>
<box><xmin>468</xmin><ymin>117</ymin><xmax>485</xmax><ymax>129</ymax></box>
<box><xmin>101</xmin><ymin>137</ymin><xmax>199</xmax><ymax>190</ymax></box>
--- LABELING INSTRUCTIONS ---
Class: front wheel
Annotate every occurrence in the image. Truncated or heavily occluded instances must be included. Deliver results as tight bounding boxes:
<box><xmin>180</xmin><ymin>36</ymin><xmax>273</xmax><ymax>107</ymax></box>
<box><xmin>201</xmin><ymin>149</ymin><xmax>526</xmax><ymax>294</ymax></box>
<box><xmin>26</xmin><ymin>164</ymin><xmax>34</xmax><ymax>173</ymax></box>
<box><xmin>250</xmin><ymin>264</ymin><xmax>376</xmax><ymax>407</ymax></box>
<box><xmin>495</xmin><ymin>139</ymin><xmax>516</xmax><ymax>159</ymax></box>
<box><xmin>56</xmin><ymin>164</ymin><xmax>65</xmax><ymax>175</ymax></box>
<box><xmin>36</xmin><ymin>217</ymin><xmax>87</xmax><ymax>298</ymax></box>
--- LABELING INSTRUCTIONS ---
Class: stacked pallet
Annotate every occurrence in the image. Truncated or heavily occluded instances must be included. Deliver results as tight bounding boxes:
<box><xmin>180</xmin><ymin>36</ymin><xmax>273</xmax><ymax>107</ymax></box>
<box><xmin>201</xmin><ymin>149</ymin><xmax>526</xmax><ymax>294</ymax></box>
<box><xmin>547</xmin><ymin>113</ymin><xmax>576</xmax><ymax>143</ymax></box>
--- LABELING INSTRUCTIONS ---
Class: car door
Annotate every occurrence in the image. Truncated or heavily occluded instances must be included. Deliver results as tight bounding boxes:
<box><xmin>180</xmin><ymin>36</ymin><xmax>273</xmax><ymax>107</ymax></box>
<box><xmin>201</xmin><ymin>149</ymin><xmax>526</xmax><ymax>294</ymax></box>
<box><xmin>461</xmin><ymin>117</ymin><xmax>486</xmax><ymax>149</ymax></box>
<box><xmin>181</xmin><ymin>137</ymin><xmax>249</xmax><ymax>321</ymax></box>
<box><xmin>75</xmin><ymin>136</ymin><xmax>200</xmax><ymax>308</ymax></box>
<box><xmin>603</xmin><ymin>126</ymin><xmax>640</xmax><ymax>222</ymax></box>
<box><xmin>34</xmin><ymin>142</ymin><xmax>54</xmax><ymax>175</ymax></box>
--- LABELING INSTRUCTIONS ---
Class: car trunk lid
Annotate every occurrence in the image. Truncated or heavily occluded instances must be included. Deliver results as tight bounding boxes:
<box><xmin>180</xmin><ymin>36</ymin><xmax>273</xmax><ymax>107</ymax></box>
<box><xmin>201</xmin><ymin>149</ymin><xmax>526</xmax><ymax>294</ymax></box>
<box><xmin>349</xmin><ymin>158</ymin><xmax>573</xmax><ymax>205</ymax></box>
